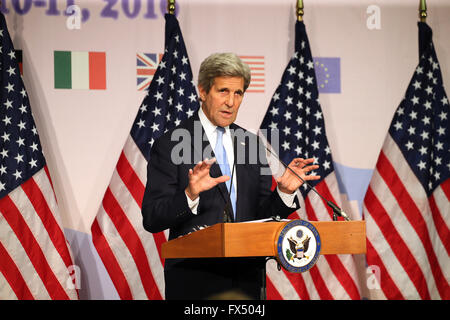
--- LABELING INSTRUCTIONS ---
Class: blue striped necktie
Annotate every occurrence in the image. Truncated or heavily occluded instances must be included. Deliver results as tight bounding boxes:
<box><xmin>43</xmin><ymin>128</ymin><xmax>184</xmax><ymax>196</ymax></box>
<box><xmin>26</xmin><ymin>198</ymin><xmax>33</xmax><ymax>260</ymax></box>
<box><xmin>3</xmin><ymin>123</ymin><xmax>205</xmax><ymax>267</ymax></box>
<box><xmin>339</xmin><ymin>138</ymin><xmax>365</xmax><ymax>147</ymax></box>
<box><xmin>214</xmin><ymin>126</ymin><xmax>236</xmax><ymax>218</ymax></box>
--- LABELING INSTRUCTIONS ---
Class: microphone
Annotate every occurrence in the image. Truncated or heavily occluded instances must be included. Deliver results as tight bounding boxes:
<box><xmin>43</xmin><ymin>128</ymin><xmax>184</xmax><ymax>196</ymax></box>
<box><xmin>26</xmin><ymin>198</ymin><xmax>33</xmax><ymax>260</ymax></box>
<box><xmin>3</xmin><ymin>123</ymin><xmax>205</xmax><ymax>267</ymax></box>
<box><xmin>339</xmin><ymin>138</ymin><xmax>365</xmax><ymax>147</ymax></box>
<box><xmin>222</xmin><ymin>133</ymin><xmax>237</xmax><ymax>223</ymax></box>
<box><xmin>265</xmin><ymin>146</ymin><xmax>351</xmax><ymax>221</ymax></box>
<box><xmin>224</xmin><ymin>157</ymin><xmax>236</xmax><ymax>223</ymax></box>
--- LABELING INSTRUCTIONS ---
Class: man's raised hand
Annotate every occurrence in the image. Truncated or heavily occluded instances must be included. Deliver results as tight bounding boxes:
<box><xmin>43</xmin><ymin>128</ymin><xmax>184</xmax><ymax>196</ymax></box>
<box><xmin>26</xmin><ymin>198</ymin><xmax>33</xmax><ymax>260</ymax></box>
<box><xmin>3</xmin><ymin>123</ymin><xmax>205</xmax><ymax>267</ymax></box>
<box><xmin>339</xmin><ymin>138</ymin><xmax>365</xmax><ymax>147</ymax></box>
<box><xmin>185</xmin><ymin>158</ymin><xmax>230</xmax><ymax>200</ymax></box>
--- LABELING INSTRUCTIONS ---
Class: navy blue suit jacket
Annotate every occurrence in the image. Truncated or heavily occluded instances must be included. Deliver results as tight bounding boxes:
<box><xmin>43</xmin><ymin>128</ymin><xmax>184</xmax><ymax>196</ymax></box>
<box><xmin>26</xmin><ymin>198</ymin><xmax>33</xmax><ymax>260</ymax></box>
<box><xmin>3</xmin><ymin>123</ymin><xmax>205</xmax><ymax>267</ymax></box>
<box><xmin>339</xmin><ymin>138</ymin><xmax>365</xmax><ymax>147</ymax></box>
<box><xmin>141</xmin><ymin>113</ymin><xmax>298</xmax><ymax>299</ymax></box>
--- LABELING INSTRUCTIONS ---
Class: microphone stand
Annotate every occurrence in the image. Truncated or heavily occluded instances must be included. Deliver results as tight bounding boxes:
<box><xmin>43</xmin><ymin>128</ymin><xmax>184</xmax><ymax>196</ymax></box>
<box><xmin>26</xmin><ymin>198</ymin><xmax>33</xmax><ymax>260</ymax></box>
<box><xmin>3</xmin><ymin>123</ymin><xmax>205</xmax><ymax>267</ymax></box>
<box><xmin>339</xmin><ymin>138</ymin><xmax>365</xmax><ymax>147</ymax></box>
<box><xmin>265</xmin><ymin>147</ymin><xmax>350</xmax><ymax>221</ymax></box>
<box><xmin>222</xmin><ymin>133</ymin><xmax>237</xmax><ymax>223</ymax></box>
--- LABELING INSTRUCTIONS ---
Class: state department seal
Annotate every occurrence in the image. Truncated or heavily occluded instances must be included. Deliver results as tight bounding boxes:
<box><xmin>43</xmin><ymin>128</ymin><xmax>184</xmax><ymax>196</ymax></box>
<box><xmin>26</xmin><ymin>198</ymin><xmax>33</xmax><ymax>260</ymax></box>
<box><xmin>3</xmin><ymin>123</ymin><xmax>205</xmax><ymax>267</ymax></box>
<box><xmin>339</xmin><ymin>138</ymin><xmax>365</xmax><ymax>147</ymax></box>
<box><xmin>275</xmin><ymin>220</ymin><xmax>321</xmax><ymax>273</ymax></box>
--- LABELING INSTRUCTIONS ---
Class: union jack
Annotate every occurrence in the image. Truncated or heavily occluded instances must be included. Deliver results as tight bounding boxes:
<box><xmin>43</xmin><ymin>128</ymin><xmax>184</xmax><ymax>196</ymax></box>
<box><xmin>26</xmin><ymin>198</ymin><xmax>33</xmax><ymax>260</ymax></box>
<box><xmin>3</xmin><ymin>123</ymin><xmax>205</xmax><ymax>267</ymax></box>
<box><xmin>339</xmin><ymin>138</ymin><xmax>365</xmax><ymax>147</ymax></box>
<box><xmin>137</xmin><ymin>53</ymin><xmax>163</xmax><ymax>91</ymax></box>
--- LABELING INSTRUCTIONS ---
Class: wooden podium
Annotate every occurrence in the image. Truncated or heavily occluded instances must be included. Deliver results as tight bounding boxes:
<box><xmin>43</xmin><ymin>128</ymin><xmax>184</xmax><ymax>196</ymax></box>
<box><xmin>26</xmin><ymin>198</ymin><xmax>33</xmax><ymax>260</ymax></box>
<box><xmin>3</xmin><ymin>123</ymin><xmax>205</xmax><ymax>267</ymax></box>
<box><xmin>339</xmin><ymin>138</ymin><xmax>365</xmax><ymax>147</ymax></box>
<box><xmin>161</xmin><ymin>220</ymin><xmax>366</xmax><ymax>261</ymax></box>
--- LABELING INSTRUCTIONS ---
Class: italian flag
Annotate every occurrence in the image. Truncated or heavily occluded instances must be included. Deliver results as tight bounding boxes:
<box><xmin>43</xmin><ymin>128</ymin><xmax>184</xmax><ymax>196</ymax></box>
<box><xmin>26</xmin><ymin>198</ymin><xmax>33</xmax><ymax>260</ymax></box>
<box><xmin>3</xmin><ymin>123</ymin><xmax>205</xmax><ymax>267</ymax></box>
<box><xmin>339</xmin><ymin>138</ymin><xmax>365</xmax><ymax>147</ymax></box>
<box><xmin>54</xmin><ymin>51</ymin><xmax>106</xmax><ymax>90</ymax></box>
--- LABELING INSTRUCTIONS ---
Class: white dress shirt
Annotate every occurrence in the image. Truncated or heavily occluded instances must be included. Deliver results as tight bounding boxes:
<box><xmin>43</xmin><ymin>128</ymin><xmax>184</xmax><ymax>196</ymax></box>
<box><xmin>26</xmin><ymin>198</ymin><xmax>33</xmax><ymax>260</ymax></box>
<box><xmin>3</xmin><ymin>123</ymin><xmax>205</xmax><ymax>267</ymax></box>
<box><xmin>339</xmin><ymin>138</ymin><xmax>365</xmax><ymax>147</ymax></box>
<box><xmin>186</xmin><ymin>108</ymin><xmax>296</xmax><ymax>214</ymax></box>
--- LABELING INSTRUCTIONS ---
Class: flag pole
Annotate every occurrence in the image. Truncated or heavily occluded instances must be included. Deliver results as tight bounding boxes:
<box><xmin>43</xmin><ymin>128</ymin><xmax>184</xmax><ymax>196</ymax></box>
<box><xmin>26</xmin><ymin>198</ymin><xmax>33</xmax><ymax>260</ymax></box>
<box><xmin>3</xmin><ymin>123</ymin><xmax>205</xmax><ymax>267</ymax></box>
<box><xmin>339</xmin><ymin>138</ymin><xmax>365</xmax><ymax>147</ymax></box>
<box><xmin>419</xmin><ymin>0</ymin><xmax>427</xmax><ymax>22</ymax></box>
<box><xmin>297</xmin><ymin>0</ymin><xmax>304</xmax><ymax>21</ymax></box>
<box><xmin>167</xmin><ymin>0</ymin><xmax>176</xmax><ymax>15</ymax></box>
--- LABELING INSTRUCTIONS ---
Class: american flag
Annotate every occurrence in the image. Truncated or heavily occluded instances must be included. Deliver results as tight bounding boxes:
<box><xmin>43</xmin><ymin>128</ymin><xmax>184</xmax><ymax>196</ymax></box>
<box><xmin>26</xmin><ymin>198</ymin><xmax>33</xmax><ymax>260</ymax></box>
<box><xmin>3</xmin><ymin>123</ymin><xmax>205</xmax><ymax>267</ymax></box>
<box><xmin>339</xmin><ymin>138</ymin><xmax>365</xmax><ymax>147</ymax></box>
<box><xmin>259</xmin><ymin>20</ymin><xmax>362</xmax><ymax>300</ymax></box>
<box><xmin>137</xmin><ymin>53</ymin><xmax>163</xmax><ymax>91</ymax></box>
<box><xmin>91</xmin><ymin>14</ymin><xmax>199</xmax><ymax>299</ymax></box>
<box><xmin>239</xmin><ymin>55</ymin><xmax>265</xmax><ymax>93</ymax></box>
<box><xmin>363</xmin><ymin>22</ymin><xmax>449</xmax><ymax>300</ymax></box>
<box><xmin>0</xmin><ymin>13</ymin><xmax>78</xmax><ymax>300</ymax></box>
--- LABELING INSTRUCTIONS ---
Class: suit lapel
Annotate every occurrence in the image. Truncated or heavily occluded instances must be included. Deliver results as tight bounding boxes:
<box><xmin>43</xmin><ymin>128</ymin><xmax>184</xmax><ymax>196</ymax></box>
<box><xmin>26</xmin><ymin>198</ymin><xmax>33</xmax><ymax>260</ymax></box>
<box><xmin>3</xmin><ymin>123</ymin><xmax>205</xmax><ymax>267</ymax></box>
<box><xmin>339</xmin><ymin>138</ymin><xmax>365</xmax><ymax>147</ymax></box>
<box><xmin>186</xmin><ymin>114</ymin><xmax>232</xmax><ymax>214</ymax></box>
<box><xmin>232</xmin><ymin>125</ymin><xmax>244</xmax><ymax>222</ymax></box>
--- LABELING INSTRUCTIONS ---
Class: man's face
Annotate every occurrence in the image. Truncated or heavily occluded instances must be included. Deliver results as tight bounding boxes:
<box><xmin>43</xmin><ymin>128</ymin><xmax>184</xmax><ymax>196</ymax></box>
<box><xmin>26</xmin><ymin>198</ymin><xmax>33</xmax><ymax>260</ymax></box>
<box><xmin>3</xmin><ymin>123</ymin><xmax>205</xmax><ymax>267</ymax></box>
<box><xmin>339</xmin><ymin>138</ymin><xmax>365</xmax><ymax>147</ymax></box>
<box><xmin>199</xmin><ymin>76</ymin><xmax>245</xmax><ymax>127</ymax></box>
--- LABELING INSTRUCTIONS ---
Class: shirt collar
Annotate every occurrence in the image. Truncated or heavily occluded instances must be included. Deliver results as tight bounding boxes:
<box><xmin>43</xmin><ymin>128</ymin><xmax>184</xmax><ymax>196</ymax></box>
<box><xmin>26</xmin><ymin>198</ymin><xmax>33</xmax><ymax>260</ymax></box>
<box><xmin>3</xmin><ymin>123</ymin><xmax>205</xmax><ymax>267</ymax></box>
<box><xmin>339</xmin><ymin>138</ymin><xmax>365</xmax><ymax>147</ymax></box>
<box><xmin>198</xmin><ymin>106</ymin><xmax>230</xmax><ymax>136</ymax></box>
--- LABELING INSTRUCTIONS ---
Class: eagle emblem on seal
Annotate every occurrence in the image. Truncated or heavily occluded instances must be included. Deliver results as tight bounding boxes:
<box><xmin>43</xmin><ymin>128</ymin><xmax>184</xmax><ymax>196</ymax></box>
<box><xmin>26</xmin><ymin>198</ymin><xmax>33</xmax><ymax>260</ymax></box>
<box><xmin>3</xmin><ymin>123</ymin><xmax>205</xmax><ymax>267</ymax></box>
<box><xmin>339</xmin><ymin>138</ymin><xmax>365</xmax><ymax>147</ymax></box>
<box><xmin>276</xmin><ymin>220</ymin><xmax>321</xmax><ymax>273</ymax></box>
<box><xmin>287</xmin><ymin>229</ymin><xmax>311</xmax><ymax>261</ymax></box>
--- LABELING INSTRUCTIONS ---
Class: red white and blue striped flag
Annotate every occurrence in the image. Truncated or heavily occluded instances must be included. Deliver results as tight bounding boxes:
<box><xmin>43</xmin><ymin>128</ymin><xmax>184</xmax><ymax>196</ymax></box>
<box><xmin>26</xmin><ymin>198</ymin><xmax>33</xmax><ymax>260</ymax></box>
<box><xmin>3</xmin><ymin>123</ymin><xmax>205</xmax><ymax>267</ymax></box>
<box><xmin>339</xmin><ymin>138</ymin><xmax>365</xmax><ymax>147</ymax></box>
<box><xmin>91</xmin><ymin>14</ymin><xmax>199</xmax><ymax>299</ymax></box>
<box><xmin>0</xmin><ymin>13</ymin><xmax>78</xmax><ymax>300</ymax></box>
<box><xmin>259</xmin><ymin>20</ymin><xmax>362</xmax><ymax>300</ymax></box>
<box><xmin>363</xmin><ymin>22</ymin><xmax>449</xmax><ymax>300</ymax></box>
<box><xmin>239</xmin><ymin>55</ymin><xmax>265</xmax><ymax>93</ymax></box>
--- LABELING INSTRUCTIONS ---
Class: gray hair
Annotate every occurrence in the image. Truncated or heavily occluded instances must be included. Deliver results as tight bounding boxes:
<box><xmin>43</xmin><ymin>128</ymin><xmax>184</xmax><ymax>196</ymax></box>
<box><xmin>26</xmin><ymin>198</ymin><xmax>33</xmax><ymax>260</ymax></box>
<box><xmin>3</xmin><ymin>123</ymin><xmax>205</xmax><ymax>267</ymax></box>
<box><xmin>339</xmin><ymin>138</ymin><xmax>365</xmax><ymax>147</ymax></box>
<box><xmin>198</xmin><ymin>53</ymin><xmax>251</xmax><ymax>93</ymax></box>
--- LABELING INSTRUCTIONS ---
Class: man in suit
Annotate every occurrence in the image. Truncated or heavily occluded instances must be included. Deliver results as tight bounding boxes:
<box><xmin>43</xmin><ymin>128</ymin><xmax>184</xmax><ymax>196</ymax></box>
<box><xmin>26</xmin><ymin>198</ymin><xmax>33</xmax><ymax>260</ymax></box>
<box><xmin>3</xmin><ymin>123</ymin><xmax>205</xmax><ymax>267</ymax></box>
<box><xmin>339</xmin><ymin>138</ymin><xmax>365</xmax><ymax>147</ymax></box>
<box><xmin>141</xmin><ymin>53</ymin><xmax>320</xmax><ymax>299</ymax></box>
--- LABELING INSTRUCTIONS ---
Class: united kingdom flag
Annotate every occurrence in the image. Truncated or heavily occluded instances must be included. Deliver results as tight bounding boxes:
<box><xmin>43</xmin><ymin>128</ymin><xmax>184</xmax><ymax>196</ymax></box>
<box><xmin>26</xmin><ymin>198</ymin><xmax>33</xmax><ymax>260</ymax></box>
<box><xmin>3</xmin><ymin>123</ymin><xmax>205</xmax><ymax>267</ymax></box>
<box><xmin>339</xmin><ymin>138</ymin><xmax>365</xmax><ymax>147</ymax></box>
<box><xmin>137</xmin><ymin>53</ymin><xmax>163</xmax><ymax>91</ymax></box>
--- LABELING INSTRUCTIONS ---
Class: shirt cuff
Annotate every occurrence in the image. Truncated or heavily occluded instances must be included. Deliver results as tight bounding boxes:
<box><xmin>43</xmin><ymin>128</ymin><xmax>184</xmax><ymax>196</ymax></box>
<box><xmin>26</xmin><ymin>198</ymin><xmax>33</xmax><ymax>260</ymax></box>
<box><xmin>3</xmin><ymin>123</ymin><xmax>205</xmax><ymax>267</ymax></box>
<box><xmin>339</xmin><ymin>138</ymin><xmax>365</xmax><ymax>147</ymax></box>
<box><xmin>277</xmin><ymin>186</ymin><xmax>297</xmax><ymax>208</ymax></box>
<box><xmin>185</xmin><ymin>191</ymin><xmax>199</xmax><ymax>215</ymax></box>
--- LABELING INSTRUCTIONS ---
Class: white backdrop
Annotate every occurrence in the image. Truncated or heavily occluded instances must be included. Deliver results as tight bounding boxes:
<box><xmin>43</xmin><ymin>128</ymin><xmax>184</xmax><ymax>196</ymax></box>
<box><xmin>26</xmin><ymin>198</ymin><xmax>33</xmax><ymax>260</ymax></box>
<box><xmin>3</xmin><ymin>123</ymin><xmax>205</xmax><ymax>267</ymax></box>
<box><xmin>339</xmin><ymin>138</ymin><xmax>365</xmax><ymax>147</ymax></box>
<box><xmin>4</xmin><ymin>0</ymin><xmax>450</xmax><ymax>299</ymax></box>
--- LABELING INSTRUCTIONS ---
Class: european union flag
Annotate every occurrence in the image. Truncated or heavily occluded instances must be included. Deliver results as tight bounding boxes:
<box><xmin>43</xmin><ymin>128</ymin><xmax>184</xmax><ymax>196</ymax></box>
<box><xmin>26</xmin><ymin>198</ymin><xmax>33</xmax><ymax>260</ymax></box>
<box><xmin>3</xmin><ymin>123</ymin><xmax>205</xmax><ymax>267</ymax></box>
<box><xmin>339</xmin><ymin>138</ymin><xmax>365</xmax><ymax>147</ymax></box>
<box><xmin>313</xmin><ymin>57</ymin><xmax>340</xmax><ymax>93</ymax></box>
